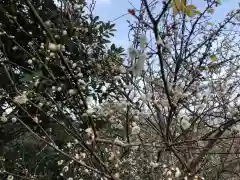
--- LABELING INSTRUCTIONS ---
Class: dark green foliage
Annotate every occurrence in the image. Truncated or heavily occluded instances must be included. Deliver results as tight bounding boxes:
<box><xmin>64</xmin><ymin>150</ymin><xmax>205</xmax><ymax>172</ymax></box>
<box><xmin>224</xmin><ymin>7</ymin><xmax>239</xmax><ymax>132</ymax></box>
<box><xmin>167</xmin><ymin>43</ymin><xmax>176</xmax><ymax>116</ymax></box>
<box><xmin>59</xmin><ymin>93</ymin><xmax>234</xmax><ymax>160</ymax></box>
<box><xmin>0</xmin><ymin>0</ymin><xmax>124</xmax><ymax>179</ymax></box>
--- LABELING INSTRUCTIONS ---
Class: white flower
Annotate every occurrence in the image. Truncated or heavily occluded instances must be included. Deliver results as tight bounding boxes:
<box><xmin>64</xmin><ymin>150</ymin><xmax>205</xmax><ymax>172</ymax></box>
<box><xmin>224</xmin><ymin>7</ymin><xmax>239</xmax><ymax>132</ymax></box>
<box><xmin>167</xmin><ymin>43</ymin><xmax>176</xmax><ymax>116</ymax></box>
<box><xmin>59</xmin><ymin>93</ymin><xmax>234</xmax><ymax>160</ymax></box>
<box><xmin>115</xmin><ymin>123</ymin><xmax>124</xmax><ymax>129</ymax></box>
<box><xmin>67</xmin><ymin>142</ymin><xmax>72</xmax><ymax>148</ymax></box>
<box><xmin>139</xmin><ymin>34</ymin><xmax>147</xmax><ymax>49</ymax></box>
<box><xmin>33</xmin><ymin>117</ymin><xmax>39</xmax><ymax>123</ymax></box>
<box><xmin>78</xmin><ymin>79</ymin><xmax>86</xmax><ymax>85</ymax></box>
<box><xmin>12</xmin><ymin>46</ymin><xmax>18</xmax><ymax>51</ymax></box>
<box><xmin>114</xmin><ymin>172</ymin><xmax>120</xmax><ymax>178</ymax></box>
<box><xmin>114</xmin><ymin>137</ymin><xmax>125</xmax><ymax>146</ymax></box>
<box><xmin>44</xmin><ymin>20</ymin><xmax>51</xmax><ymax>26</ymax></box>
<box><xmin>68</xmin><ymin>89</ymin><xmax>77</xmax><ymax>95</ymax></box>
<box><xmin>63</xmin><ymin>166</ymin><xmax>69</xmax><ymax>172</ymax></box>
<box><xmin>85</xmin><ymin>127</ymin><xmax>93</xmax><ymax>136</ymax></box>
<box><xmin>49</xmin><ymin>52</ymin><xmax>55</xmax><ymax>57</ymax></box>
<box><xmin>132</xmin><ymin>115</ymin><xmax>139</xmax><ymax>121</ymax></box>
<box><xmin>13</xmin><ymin>94</ymin><xmax>28</xmax><ymax>104</ymax></box>
<box><xmin>114</xmin><ymin>76</ymin><xmax>121</xmax><ymax>81</ymax></box>
<box><xmin>128</xmin><ymin>46</ymin><xmax>138</xmax><ymax>61</ymax></box>
<box><xmin>181</xmin><ymin>119</ymin><xmax>191</xmax><ymax>130</ymax></box>
<box><xmin>131</xmin><ymin>122</ymin><xmax>140</xmax><ymax>135</ymax></box>
<box><xmin>11</xmin><ymin>117</ymin><xmax>17</xmax><ymax>123</ymax></box>
<box><xmin>150</xmin><ymin>161</ymin><xmax>159</xmax><ymax>168</ymax></box>
<box><xmin>77</xmin><ymin>73</ymin><xmax>83</xmax><ymax>78</ymax></box>
<box><xmin>34</xmin><ymin>101</ymin><xmax>41</xmax><ymax>107</ymax></box>
<box><xmin>109</xmin><ymin>152</ymin><xmax>115</xmax><ymax>160</ymax></box>
<box><xmin>57</xmin><ymin>87</ymin><xmax>62</xmax><ymax>91</ymax></box>
<box><xmin>75</xmin><ymin>153</ymin><xmax>80</xmax><ymax>159</ymax></box>
<box><xmin>48</xmin><ymin>43</ymin><xmax>58</xmax><ymax>52</ymax></box>
<box><xmin>27</xmin><ymin>59</ymin><xmax>33</xmax><ymax>64</ymax></box>
<box><xmin>80</xmin><ymin>152</ymin><xmax>86</xmax><ymax>159</ymax></box>
<box><xmin>194</xmin><ymin>175</ymin><xmax>198</xmax><ymax>180</ymax></box>
<box><xmin>1</xmin><ymin>115</ymin><xmax>7</xmax><ymax>123</ymax></box>
<box><xmin>132</xmin><ymin>53</ymin><xmax>146</xmax><ymax>77</ymax></box>
<box><xmin>74</xmin><ymin>4</ymin><xmax>82</xmax><ymax>9</ymax></box>
<box><xmin>62</xmin><ymin>30</ymin><xmax>68</xmax><ymax>36</ymax></box>
<box><xmin>175</xmin><ymin>167</ymin><xmax>181</xmax><ymax>177</ymax></box>
<box><xmin>86</xmin><ymin>108</ymin><xmax>94</xmax><ymax>115</ymax></box>
<box><xmin>67</xmin><ymin>178</ymin><xmax>73</xmax><ymax>180</ymax></box>
<box><xmin>119</xmin><ymin>65</ymin><xmax>126</xmax><ymax>74</ymax></box>
<box><xmin>57</xmin><ymin>160</ymin><xmax>64</xmax><ymax>166</ymax></box>
<box><xmin>72</xmin><ymin>63</ymin><xmax>77</xmax><ymax>68</ymax></box>
<box><xmin>7</xmin><ymin>175</ymin><xmax>14</xmax><ymax>180</ymax></box>
<box><xmin>166</xmin><ymin>170</ymin><xmax>172</xmax><ymax>176</ymax></box>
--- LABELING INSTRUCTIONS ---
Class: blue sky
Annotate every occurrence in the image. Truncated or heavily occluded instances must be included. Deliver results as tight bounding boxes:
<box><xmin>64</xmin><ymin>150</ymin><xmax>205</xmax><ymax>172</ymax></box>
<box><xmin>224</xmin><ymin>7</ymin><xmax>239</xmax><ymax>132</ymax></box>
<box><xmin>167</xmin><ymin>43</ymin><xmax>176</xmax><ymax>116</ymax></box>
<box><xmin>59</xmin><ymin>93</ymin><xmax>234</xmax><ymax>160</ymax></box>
<box><xmin>93</xmin><ymin>0</ymin><xmax>239</xmax><ymax>48</ymax></box>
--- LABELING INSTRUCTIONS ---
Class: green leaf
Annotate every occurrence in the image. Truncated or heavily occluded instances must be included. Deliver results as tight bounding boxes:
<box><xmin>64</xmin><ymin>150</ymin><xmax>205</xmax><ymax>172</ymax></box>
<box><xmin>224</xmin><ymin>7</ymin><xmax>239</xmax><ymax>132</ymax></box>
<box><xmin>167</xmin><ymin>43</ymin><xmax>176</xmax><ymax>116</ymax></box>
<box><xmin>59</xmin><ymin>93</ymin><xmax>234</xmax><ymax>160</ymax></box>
<box><xmin>110</xmin><ymin>23</ymin><xmax>115</xmax><ymax>29</ymax></box>
<box><xmin>194</xmin><ymin>10</ymin><xmax>201</xmax><ymax>14</ymax></box>
<box><xmin>210</xmin><ymin>55</ymin><xmax>217</xmax><ymax>61</ymax></box>
<box><xmin>99</xmin><ymin>26</ymin><xmax>103</xmax><ymax>34</ymax></box>
<box><xmin>207</xmin><ymin>22</ymin><xmax>214</xmax><ymax>25</ymax></box>
<box><xmin>93</xmin><ymin>16</ymin><xmax>99</xmax><ymax>22</ymax></box>
<box><xmin>111</xmin><ymin>43</ymin><xmax>116</xmax><ymax>50</ymax></box>
<box><xmin>185</xmin><ymin>5</ymin><xmax>197</xmax><ymax>17</ymax></box>
<box><xmin>103</xmin><ymin>33</ymin><xmax>110</xmax><ymax>38</ymax></box>
<box><xmin>102</xmin><ymin>39</ymin><xmax>111</xmax><ymax>43</ymax></box>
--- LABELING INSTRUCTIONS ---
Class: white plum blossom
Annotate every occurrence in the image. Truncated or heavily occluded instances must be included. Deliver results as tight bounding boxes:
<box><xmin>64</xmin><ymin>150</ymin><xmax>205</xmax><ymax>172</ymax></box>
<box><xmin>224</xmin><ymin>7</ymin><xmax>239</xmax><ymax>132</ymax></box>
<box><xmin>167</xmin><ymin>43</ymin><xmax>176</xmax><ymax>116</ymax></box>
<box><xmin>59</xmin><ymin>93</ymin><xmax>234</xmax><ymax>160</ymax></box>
<box><xmin>62</xmin><ymin>30</ymin><xmax>68</xmax><ymax>36</ymax></box>
<box><xmin>27</xmin><ymin>59</ymin><xmax>33</xmax><ymax>64</ymax></box>
<box><xmin>166</xmin><ymin>170</ymin><xmax>173</xmax><ymax>176</ymax></box>
<box><xmin>1</xmin><ymin>114</ymin><xmax>7</xmax><ymax>123</ymax></box>
<box><xmin>57</xmin><ymin>87</ymin><xmax>62</xmax><ymax>91</ymax></box>
<box><xmin>11</xmin><ymin>117</ymin><xmax>17</xmax><ymax>123</ymax></box>
<box><xmin>109</xmin><ymin>152</ymin><xmax>115</xmax><ymax>160</ymax></box>
<box><xmin>7</xmin><ymin>175</ymin><xmax>14</xmax><ymax>180</ymax></box>
<box><xmin>80</xmin><ymin>152</ymin><xmax>86</xmax><ymax>159</ymax></box>
<box><xmin>86</xmin><ymin>108</ymin><xmax>94</xmax><ymax>115</ymax></box>
<box><xmin>132</xmin><ymin>53</ymin><xmax>146</xmax><ymax>77</ymax></box>
<box><xmin>44</xmin><ymin>20</ymin><xmax>51</xmax><ymax>26</ymax></box>
<box><xmin>72</xmin><ymin>63</ymin><xmax>77</xmax><ymax>69</ymax></box>
<box><xmin>13</xmin><ymin>94</ymin><xmax>28</xmax><ymax>104</ymax></box>
<box><xmin>128</xmin><ymin>45</ymin><xmax>138</xmax><ymax>61</ymax></box>
<box><xmin>57</xmin><ymin>160</ymin><xmax>64</xmax><ymax>166</ymax></box>
<box><xmin>132</xmin><ymin>115</ymin><xmax>139</xmax><ymax>121</ymax></box>
<box><xmin>85</xmin><ymin>127</ymin><xmax>93</xmax><ymax>136</ymax></box>
<box><xmin>33</xmin><ymin>116</ymin><xmax>39</xmax><ymax>123</ymax></box>
<box><xmin>48</xmin><ymin>43</ymin><xmax>58</xmax><ymax>52</ymax></box>
<box><xmin>175</xmin><ymin>167</ymin><xmax>181</xmax><ymax>177</ymax></box>
<box><xmin>139</xmin><ymin>34</ymin><xmax>147</xmax><ymax>49</ymax></box>
<box><xmin>131</xmin><ymin>122</ymin><xmax>140</xmax><ymax>135</ymax></box>
<box><xmin>181</xmin><ymin>119</ymin><xmax>191</xmax><ymax>130</ymax></box>
<box><xmin>68</xmin><ymin>89</ymin><xmax>77</xmax><ymax>95</ymax></box>
<box><xmin>67</xmin><ymin>142</ymin><xmax>72</xmax><ymax>148</ymax></box>
<box><xmin>119</xmin><ymin>65</ymin><xmax>126</xmax><ymax>74</ymax></box>
<box><xmin>114</xmin><ymin>137</ymin><xmax>125</xmax><ymax>146</ymax></box>
<box><xmin>63</xmin><ymin>166</ymin><xmax>69</xmax><ymax>172</ymax></box>
<box><xmin>75</xmin><ymin>153</ymin><xmax>80</xmax><ymax>159</ymax></box>
<box><xmin>150</xmin><ymin>161</ymin><xmax>159</xmax><ymax>168</ymax></box>
<box><xmin>114</xmin><ymin>172</ymin><xmax>120</xmax><ymax>178</ymax></box>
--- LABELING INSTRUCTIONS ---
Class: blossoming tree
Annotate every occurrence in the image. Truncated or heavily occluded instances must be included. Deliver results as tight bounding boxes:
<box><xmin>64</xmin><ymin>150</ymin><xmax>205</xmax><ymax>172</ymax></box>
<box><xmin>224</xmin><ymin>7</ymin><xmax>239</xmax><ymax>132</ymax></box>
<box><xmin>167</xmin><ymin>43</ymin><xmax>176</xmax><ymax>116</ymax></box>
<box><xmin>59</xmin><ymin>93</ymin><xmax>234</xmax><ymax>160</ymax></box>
<box><xmin>0</xmin><ymin>0</ymin><xmax>240</xmax><ymax>180</ymax></box>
